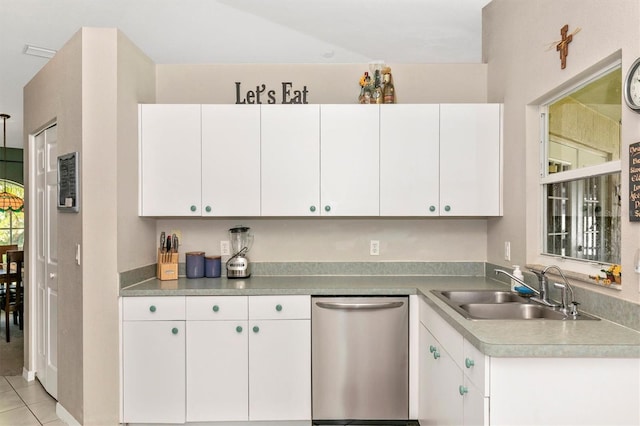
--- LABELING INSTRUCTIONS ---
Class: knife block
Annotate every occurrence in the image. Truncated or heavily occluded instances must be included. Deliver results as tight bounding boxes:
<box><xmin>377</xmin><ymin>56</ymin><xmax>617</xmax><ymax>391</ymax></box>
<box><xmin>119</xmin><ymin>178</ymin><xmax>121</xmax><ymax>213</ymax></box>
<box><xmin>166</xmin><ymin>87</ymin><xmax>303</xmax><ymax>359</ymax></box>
<box><xmin>157</xmin><ymin>249</ymin><xmax>179</xmax><ymax>281</ymax></box>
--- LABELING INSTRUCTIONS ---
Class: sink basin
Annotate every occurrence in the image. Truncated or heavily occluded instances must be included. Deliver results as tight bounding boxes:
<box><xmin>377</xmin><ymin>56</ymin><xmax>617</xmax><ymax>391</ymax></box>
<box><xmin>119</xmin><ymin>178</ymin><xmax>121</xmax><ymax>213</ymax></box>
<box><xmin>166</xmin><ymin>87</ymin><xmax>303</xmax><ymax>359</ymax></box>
<box><xmin>459</xmin><ymin>303</ymin><xmax>567</xmax><ymax>320</ymax></box>
<box><xmin>431</xmin><ymin>289</ymin><xmax>599</xmax><ymax>321</ymax></box>
<box><xmin>436</xmin><ymin>290</ymin><xmax>529</xmax><ymax>304</ymax></box>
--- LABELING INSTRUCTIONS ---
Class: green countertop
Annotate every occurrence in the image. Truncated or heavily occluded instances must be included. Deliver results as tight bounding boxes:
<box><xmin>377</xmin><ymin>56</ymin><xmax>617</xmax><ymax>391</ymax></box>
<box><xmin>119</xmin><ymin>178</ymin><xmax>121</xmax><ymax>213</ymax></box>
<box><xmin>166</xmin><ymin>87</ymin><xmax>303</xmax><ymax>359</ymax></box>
<box><xmin>121</xmin><ymin>275</ymin><xmax>640</xmax><ymax>358</ymax></box>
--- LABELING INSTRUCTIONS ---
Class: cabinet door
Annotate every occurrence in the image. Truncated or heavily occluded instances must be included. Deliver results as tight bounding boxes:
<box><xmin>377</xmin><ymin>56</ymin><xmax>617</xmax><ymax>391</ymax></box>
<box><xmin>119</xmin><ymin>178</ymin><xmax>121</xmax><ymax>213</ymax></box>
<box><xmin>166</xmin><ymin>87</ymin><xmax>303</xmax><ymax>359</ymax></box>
<box><xmin>462</xmin><ymin>379</ymin><xmax>488</xmax><ymax>426</ymax></box>
<box><xmin>320</xmin><ymin>105</ymin><xmax>380</xmax><ymax>216</ymax></box>
<box><xmin>380</xmin><ymin>104</ymin><xmax>440</xmax><ymax>216</ymax></box>
<box><xmin>418</xmin><ymin>325</ymin><xmax>463</xmax><ymax>426</ymax></box>
<box><xmin>139</xmin><ymin>104</ymin><xmax>202</xmax><ymax>216</ymax></box>
<box><xmin>261</xmin><ymin>105</ymin><xmax>321</xmax><ymax>216</ymax></box>
<box><xmin>186</xmin><ymin>320</ymin><xmax>249</xmax><ymax>421</ymax></box>
<box><xmin>123</xmin><ymin>321</ymin><xmax>185</xmax><ymax>423</ymax></box>
<box><xmin>248</xmin><ymin>319</ymin><xmax>311</xmax><ymax>421</ymax></box>
<box><xmin>201</xmin><ymin>105</ymin><xmax>261</xmax><ymax>216</ymax></box>
<box><xmin>439</xmin><ymin>104</ymin><xmax>502</xmax><ymax>216</ymax></box>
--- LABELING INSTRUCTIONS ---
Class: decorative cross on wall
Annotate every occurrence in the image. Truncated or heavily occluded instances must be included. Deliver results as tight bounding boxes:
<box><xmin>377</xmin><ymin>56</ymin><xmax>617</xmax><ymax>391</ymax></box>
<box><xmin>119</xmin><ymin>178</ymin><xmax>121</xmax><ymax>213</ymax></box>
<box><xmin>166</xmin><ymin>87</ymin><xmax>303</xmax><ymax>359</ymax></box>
<box><xmin>556</xmin><ymin>24</ymin><xmax>573</xmax><ymax>69</ymax></box>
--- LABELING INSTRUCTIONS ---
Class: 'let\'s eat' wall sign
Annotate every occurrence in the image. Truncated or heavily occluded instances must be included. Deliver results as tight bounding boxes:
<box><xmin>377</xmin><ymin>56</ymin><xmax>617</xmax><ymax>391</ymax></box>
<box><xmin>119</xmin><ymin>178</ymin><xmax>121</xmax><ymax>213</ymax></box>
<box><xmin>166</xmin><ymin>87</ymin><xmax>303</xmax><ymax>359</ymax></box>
<box><xmin>235</xmin><ymin>82</ymin><xmax>309</xmax><ymax>104</ymax></box>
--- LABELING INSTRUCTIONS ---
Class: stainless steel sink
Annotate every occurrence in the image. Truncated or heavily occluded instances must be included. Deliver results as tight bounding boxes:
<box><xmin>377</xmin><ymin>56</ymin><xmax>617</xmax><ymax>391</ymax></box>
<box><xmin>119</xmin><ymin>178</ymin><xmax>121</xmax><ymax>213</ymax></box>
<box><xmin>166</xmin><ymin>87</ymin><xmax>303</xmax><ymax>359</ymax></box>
<box><xmin>431</xmin><ymin>289</ymin><xmax>599</xmax><ymax>321</ymax></box>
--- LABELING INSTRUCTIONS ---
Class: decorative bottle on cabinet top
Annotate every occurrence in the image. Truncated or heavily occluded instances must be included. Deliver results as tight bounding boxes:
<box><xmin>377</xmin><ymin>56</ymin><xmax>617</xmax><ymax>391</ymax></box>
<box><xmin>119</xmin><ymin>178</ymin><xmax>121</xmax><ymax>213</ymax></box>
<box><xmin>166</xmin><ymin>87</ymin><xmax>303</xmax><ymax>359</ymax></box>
<box><xmin>382</xmin><ymin>71</ymin><xmax>395</xmax><ymax>104</ymax></box>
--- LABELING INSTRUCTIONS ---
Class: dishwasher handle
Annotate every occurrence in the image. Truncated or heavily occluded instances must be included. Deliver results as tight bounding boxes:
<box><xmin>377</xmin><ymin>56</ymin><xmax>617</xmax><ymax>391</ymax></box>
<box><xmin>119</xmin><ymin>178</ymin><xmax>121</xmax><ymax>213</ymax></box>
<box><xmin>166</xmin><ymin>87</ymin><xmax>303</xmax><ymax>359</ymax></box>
<box><xmin>315</xmin><ymin>301</ymin><xmax>404</xmax><ymax>311</ymax></box>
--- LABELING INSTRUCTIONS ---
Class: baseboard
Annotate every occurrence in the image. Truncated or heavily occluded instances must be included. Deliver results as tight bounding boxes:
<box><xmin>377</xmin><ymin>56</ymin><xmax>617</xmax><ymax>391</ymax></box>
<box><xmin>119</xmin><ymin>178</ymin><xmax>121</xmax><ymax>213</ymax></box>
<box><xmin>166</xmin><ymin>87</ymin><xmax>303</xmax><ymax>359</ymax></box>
<box><xmin>22</xmin><ymin>367</ymin><xmax>35</xmax><ymax>381</ymax></box>
<box><xmin>56</xmin><ymin>402</ymin><xmax>81</xmax><ymax>426</ymax></box>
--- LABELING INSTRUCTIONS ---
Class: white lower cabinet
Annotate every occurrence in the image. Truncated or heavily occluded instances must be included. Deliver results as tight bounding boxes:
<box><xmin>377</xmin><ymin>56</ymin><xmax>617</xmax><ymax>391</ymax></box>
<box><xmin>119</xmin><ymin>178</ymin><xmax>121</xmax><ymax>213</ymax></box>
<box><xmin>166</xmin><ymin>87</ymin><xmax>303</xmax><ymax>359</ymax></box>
<box><xmin>123</xmin><ymin>295</ymin><xmax>311</xmax><ymax>424</ymax></box>
<box><xmin>419</xmin><ymin>297</ymin><xmax>640</xmax><ymax>426</ymax></box>
<box><xmin>122</xmin><ymin>297</ymin><xmax>186</xmax><ymax>424</ymax></box>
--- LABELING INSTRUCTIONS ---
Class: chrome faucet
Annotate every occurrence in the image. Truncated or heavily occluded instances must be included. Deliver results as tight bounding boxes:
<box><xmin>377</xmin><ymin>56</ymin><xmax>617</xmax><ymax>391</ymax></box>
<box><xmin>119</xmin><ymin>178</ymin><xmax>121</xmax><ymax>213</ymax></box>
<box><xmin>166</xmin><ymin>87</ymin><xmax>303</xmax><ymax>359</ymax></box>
<box><xmin>539</xmin><ymin>265</ymin><xmax>579</xmax><ymax>317</ymax></box>
<box><xmin>495</xmin><ymin>268</ymin><xmax>559</xmax><ymax>308</ymax></box>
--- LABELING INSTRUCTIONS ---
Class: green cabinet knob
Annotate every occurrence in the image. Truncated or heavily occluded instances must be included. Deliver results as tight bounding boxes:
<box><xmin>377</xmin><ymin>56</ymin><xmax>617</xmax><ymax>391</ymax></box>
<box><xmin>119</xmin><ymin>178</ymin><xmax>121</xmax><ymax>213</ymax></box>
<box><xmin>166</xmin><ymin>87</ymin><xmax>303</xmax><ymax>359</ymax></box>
<box><xmin>212</xmin><ymin>305</ymin><xmax>219</xmax><ymax>312</ymax></box>
<box><xmin>459</xmin><ymin>385</ymin><xmax>468</xmax><ymax>395</ymax></box>
<box><xmin>429</xmin><ymin>345</ymin><xmax>436</xmax><ymax>353</ymax></box>
<box><xmin>190</xmin><ymin>205</ymin><xmax>197</xmax><ymax>212</ymax></box>
<box><xmin>253</xmin><ymin>326</ymin><xmax>260</xmax><ymax>333</ymax></box>
<box><xmin>465</xmin><ymin>358</ymin><xmax>475</xmax><ymax>368</ymax></box>
<box><xmin>433</xmin><ymin>350</ymin><xmax>440</xmax><ymax>360</ymax></box>
<box><xmin>324</xmin><ymin>205</ymin><xmax>331</xmax><ymax>212</ymax></box>
<box><xmin>429</xmin><ymin>205</ymin><xmax>436</xmax><ymax>212</ymax></box>
<box><xmin>444</xmin><ymin>205</ymin><xmax>451</xmax><ymax>212</ymax></box>
<box><xmin>149</xmin><ymin>305</ymin><xmax>156</xmax><ymax>313</ymax></box>
<box><xmin>205</xmin><ymin>205</ymin><xmax>212</xmax><ymax>213</ymax></box>
<box><xmin>310</xmin><ymin>206</ymin><xmax>316</xmax><ymax>212</ymax></box>
<box><xmin>172</xmin><ymin>327</ymin><xmax>179</xmax><ymax>335</ymax></box>
<box><xmin>276</xmin><ymin>304</ymin><xmax>283</xmax><ymax>312</ymax></box>
<box><xmin>236</xmin><ymin>326</ymin><xmax>243</xmax><ymax>333</ymax></box>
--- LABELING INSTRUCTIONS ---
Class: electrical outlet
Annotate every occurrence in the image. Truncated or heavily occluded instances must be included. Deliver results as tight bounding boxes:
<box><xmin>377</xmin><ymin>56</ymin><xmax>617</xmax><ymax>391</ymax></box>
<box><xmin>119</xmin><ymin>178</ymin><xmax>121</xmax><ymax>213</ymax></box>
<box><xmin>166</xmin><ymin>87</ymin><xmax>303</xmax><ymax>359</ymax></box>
<box><xmin>504</xmin><ymin>241</ymin><xmax>511</xmax><ymax>261</ymax></box>
<box><xmin>220</xmin><ymin>240</ymin><xmax>230</xmax><ymax>256</ymax></box>
<box><xmin>370</xmin><ymin>240</ymin><xmax>380</xmax><ymax>256</ymax></box>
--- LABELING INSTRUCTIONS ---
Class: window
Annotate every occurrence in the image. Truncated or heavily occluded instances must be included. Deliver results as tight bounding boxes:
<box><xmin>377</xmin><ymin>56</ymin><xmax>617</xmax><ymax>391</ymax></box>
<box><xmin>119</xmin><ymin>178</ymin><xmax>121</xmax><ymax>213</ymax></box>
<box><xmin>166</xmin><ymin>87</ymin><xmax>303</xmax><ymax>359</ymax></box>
<box><xmin>541</xmin><ymin>64</ymin><xmax>621</xmax><ymax>265</ymax></box>
<box><xmin>0</xmin><ymin>181</ymin><xmax>24</xmax><ymax>247</ymax></box>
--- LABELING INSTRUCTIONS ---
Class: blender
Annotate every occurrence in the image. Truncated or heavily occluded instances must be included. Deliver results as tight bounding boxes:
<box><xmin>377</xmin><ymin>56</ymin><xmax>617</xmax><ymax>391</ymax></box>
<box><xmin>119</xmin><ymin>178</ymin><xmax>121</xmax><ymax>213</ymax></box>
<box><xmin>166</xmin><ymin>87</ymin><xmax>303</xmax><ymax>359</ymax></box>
<box><xmin>226</xmin><ymin>226</ymin><xmax>253</xmax><ymax>278</ymax></box>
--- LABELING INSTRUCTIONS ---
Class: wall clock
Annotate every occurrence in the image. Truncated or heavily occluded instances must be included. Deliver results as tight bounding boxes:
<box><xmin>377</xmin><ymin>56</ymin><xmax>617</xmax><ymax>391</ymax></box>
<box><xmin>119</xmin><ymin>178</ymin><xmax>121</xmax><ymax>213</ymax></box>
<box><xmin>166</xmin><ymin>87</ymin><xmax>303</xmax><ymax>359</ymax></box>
<box><xmin>624</xmin><ymin>57</ymin><xmax>640</xmax><ymax>112</ymax></box>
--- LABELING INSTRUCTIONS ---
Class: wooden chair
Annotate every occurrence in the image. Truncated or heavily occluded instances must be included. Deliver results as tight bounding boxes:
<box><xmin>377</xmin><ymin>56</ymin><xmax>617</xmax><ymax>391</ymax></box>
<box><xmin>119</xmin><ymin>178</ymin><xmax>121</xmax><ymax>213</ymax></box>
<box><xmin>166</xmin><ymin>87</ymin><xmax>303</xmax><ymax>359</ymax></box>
<box><xmin>0</xmin><ymin>245</ymin><xmax>19</xmax><ymax>342</ymax></box>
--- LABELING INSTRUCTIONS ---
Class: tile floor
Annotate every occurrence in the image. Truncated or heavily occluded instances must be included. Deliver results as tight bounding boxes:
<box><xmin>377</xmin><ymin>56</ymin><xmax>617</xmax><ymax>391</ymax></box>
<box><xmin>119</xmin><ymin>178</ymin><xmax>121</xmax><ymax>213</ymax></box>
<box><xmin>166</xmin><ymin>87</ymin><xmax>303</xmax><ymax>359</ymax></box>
<box><xmin>0</xmin><ymin>376</ymin><xmax>65</xmax><ymax>425</ymax></box>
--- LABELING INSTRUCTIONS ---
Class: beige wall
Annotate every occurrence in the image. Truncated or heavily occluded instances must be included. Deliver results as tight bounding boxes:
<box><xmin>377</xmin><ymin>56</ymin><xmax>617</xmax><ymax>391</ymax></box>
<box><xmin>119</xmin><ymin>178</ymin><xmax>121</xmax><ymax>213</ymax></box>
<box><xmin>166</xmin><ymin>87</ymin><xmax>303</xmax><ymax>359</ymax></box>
<box><xmin>155</xmin><ymin>63</ymin><xmax>492</xmax><ymax>265</ymax></box>
<box><xmin>23</xmin><ymin>28</ymin><xmax>156</xmax><ymax>424</ymax></box>
<box><xmin>484</xmin><ymin>0</ymin><xmax>640</xmax><ymax>303</ymax></box>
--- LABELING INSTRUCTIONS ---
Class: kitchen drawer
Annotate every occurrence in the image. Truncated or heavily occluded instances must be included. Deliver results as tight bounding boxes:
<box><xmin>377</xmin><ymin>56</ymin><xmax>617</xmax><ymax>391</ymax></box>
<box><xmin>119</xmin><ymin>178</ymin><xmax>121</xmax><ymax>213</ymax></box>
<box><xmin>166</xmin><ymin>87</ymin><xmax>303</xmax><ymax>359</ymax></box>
<box><xmin>186</xmin><ymin>296</ymin><xmax>248</xmax><ymax>320</ymax></box>
<box><xmin>463</xmin><ymin>338</ymin><xmax>488</xmax><ymax>396</ymax></box>
<box><xmin>419</xmin><ymin>297</ymin><xmax>463</xmax><ymax>365</ymax></box>
<box><xmin>124</xmin><ymin>296</ymin><xmax>185</xmax><ymax>321</ymax></box>
<box><xmin>249</xmin><ymin>295</ymin><xmax>310</xmax><ymax>320</ymax></box>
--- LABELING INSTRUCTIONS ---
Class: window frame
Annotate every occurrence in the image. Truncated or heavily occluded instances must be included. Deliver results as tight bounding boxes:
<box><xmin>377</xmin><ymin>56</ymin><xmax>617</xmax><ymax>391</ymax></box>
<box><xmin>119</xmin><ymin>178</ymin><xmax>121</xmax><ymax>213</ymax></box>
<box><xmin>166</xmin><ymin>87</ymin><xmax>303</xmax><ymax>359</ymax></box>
<box><xmin>538</xmin><ymin>60</ymin><xmax>622</xmax><ymax>270</ymax></box>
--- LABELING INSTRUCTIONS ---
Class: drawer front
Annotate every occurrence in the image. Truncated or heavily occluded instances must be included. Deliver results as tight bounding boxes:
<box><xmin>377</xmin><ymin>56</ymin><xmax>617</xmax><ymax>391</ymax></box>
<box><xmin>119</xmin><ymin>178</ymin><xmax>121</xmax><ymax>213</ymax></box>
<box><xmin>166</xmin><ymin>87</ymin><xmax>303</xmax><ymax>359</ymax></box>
<box><xmin>463</xmin><ymin>338</ymin><xmax>488</xmax><ymax>395</ymax></box>
<box><xmin>124</xmin><ymin>296</ymin><xmax>185</xmax><ymax>321</ymax></box>
<box><xmin>419</xmin><ymin>297</ymin><xmax>463</xmax><ymax>367</ymax></box>
<box><xmin>186</xmin><ymin>296</ymin><xmax>248</xmax><ymax>320</ymax></box>
<box><xmin>249</xmin><ymin>295</ymin><xmax>310</xmax><ymax>319</ymax></box>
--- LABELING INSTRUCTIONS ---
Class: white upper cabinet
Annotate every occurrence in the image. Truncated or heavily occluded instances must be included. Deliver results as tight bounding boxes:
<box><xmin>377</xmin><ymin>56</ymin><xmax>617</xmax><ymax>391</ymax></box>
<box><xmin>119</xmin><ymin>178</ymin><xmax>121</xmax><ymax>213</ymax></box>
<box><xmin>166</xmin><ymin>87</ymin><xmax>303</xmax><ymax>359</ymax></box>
<box><xmin>201</xmin><ymin>105</ymin><xmax>261</xmax><ymax>216</ymax></box>
<box><xmin>139</xmin><ymin>104</ymin><xmax>202</xmax><ymax>216</ymax></box>
<box><xmin>439</xmin><ymin>104</ymin><xmax>502</xmax><ymax>216</ymax></box>
<box><xmin>380</xmin><ymin>104</ymin><xmax>440</xmax><ymax>216</ymax></box>
<box><xmin>320</xmin><ymin>105</ymin><xmax>380</xmax><ymax>216</ymax></box>
<box><xmin>261</xmin><ymin>105</ymin><xmax>320</xmax><ymax>216</ymax></box>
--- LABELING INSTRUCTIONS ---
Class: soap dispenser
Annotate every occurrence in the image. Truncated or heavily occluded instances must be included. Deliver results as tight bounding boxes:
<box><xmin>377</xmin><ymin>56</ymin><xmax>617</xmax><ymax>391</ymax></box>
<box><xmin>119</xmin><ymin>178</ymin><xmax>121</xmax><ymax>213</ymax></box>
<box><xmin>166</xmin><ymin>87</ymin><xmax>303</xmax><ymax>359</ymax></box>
<box><xmin>511</xmin><ymin>265</ymin><xmax>524</xmax><ymax>292</ymax></box>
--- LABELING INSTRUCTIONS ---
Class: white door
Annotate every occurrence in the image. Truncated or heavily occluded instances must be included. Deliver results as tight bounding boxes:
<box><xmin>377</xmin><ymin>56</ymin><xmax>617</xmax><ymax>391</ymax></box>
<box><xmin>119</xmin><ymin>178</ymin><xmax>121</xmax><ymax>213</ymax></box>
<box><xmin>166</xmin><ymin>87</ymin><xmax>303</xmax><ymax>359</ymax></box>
<box><xmin>439</xmin><ymin>104</ymin><xmax>502</xmax><ymax>216</ymax></box>
<box><xmin>261</xmin><ymin>104</ymin><xmax>320</xmax><ymax>216</ymax></box>
<box><xmin>139</xmin><ymin>104</ymin><xmax>202</xmax><ymax>216</ymax></box>
<box><xmin>320</xmin><ymin>105</ymin><xmax>380</xmax><ymax>216</ymax></box>
<box><xmin>201</xmin><ymin>105</ymin><xmax>261</xmax><ymax>216</ymax></box>
<box><xmin>380</xmin><ymin>104</ymin><xmax>440</xmax><ymax>216</ymax></box>
<box><xmin>34</xmin><ymin>125</ymin><xmax>58</xmax><ymax>398</ymax></box>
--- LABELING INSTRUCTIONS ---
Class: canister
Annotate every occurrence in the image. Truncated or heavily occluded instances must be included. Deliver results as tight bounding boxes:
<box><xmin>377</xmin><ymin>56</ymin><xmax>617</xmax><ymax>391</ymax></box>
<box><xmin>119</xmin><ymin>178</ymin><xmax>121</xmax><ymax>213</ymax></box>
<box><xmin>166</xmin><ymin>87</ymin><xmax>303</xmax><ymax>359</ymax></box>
<box><xmin>185</xmin><ymin>251</ymin><xmax>205</xmax><ymax>278</ymax></box>
<box><xmin>205</xmin><ymin>255</ymin><xmax>222</xmax><ymax>278</ymax></box>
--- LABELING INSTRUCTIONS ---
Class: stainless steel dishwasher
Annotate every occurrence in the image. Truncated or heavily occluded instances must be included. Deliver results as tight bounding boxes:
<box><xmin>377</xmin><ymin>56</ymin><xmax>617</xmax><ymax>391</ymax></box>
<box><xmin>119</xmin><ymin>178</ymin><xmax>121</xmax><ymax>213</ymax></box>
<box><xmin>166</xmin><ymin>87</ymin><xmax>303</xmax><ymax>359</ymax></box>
<box><xmin>312</xmin><ymin>296</ymin><xmax>409</xmax><ymax>424</ymax></box>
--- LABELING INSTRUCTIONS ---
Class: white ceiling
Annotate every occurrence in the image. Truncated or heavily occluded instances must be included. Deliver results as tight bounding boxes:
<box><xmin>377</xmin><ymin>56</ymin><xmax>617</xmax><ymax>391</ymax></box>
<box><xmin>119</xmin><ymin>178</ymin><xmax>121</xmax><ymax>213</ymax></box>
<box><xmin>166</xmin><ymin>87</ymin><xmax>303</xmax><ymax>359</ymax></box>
<box><xmin>0</xmin><ymin>0</ymin><xmax>491</xmax><ymax>148</ymax></box>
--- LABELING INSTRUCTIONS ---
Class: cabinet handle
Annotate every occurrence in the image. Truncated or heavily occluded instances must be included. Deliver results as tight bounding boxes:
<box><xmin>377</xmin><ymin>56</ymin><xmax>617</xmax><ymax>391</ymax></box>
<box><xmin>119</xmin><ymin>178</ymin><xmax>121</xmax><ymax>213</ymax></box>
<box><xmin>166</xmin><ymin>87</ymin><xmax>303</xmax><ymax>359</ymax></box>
<box><xmin>459</xmin><ymin>385</ymin><xmax>468</xmax><ymax>395</ymax></box>
<box><xmin>324</xmin><ymin>205</ymin><xmax>331</xmax><ymax>212</ymax></box>
<box><xmin>429</xmin><ymin>345</ymin><xmax>436</xmax><ymax>353</ymax></box>
<box><xmin>236</xmin><ymin>326</ymin><xmax>243</xmax><ymax>333</ymax></box>
<box><xmin>444</xmin><ymin>205</ymin><xmax>451</xmax><ymax>212</ymax></box>
<box><xmin>309</xmin><ymin>205</ymin><xmax>316</xmax><ymax>212</ymax></box>
<box><xmin>149</xmin><ymin>305</ymin><xmax>156</xmax><ymax>313</ymax></box>
<box><xmin>429</xmin><ymin>205</ymin><xmax>436</xmax><ymax>212</ymax></box>
<box><xmin>465</xmin><ymin>358</ymin><xmax>475</xmax><ymax>368</ymax></box>
<box><xmin>275</xmin><ymin>304</ymin><xmax>283</xmax><ymax>312</ymax></box>
<box><xmin>205</xmin><ymin>205</ymin><xmax>212</xmax><ymax>213</ymax></box>
<box><xmin>212</xmin><ymin>305</ymin><xmax>220</xmax><ymax>312</ymax></box>
<box><xmin>190</xmin><ymin>205</ymin><xmax>197</xmax><ymax>212</ymax></box>
<box><xmin>433</xmin><ymin>350</ymin><xmax>440</xmax><ymax>360</ymax></box>
<box><xmin>171</xmin><ymin>327</ymin><xmax>179</xmax><ymax>335</ymax></box>
<box><xmin>253</xmin><ymin>326</ymin><xmax>260</xmax><ymax>333</ymax></box>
